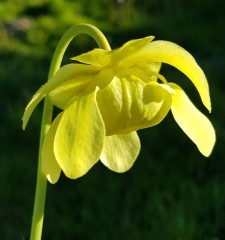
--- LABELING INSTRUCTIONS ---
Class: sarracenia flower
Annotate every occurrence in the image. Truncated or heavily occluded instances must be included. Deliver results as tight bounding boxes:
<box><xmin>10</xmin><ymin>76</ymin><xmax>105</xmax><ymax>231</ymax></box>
<box><xmin>22</xmin><ymin>36</ymin><xmax>216</xmax><ymax>183</ymax></box>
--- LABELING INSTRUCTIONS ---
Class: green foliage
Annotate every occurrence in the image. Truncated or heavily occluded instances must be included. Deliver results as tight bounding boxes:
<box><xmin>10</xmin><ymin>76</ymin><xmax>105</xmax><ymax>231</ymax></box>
<box><xmin>0</xmin><ymin>0</ymin><xmax>225</xmax><ymax>239</ymax></box>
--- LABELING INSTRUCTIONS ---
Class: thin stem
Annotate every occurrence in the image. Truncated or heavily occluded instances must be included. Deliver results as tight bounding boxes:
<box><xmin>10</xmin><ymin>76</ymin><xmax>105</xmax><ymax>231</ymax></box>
<box><xmin>29</xmin><ymin>24</ymin><xmax>111</xmax><ymax>240</ymax></box>
<box><xmin>29</xmin><ymin>97</ymin><xmax>52</xmax><ymax>240</ymax></box>
<box><xmin>48</xmin><ymin>23</ymin><xmax>111</xmax><ymax>78</ymax></box>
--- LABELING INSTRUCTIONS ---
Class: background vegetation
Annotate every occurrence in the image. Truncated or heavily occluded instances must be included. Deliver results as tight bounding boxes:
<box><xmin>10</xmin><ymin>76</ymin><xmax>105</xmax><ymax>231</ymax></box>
<box><xmin>0</xmin><ymin>0</ymin><xmax>224</xmax><ymax>239</ymax></box>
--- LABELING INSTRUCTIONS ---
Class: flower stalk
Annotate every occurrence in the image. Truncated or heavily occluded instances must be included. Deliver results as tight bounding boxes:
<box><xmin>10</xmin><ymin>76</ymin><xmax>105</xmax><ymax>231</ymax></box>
<box><xmin>29</xmin><ymin>23</ymin><xmax>111</xmax><ymax>240</ymax></box>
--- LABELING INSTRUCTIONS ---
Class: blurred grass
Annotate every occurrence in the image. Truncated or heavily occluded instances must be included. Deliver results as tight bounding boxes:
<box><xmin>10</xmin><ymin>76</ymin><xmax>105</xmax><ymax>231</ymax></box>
<box><xmin>0</xmin><ymin>0</ymin><xmax>225</xmax><ymax>239</ymax></box>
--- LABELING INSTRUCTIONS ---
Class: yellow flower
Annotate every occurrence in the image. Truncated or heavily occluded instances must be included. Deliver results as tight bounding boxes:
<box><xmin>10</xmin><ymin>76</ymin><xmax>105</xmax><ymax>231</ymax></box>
<box><xmin>22</xmin><ymin>36</ymin><xmax>216</xmax><ymax>183</ymax></box>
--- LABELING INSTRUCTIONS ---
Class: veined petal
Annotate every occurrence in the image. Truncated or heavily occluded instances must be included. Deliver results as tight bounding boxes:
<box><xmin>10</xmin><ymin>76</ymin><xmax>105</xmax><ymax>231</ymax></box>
<box><xmin>22</xmin><ymin>63</ymin><xmax>99</xmax><ymax>129</ymax></box>
<box><xmin>121</xmin><ymin>40</ymin><xmax>211</xmax><ymax>112</ymax></box>
<box><xmin>97</xmin><ymin>75</ymin><xmax>172</xmax><ymax>135</ymax></box>
<box><xmin>169</xmin><ymin>83</ymin><xmax>216</xmax><ymax>157</ymax></box>
<box><xmin>42</xmin><ymin>113</ymin><xmax>62</xmax><ymax>184</ymax></box>
<box><xmin>100</xmin><ymin>132</ymin><xmax>140</xmax><ymax>172</ymax></box>
<box><xmin>54</xmin><ymin>89</ymin><xmax>105</xmax><ymax>179</ymax></box>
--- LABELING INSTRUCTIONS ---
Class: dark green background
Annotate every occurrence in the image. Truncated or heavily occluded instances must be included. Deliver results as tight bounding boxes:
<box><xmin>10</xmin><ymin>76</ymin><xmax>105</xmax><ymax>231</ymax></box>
<box><xmin>0</xmin><ymin>0</ymin><xmax>224</xmax><ymax>239</ymax></box>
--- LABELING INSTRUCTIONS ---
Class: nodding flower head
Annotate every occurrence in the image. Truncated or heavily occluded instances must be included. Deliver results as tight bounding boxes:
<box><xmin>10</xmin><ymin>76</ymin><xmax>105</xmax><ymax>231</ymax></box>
<box><xmin>23</xmin><ymin>36</ymin><xmax>216</xmax><ymax>183</ymax></box>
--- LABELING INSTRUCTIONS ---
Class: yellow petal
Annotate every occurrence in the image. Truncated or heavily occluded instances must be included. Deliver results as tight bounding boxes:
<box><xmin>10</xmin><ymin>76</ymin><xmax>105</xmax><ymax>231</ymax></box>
<box><xmin>72</xmin><ymin>49</ymin><xmax>111</xmax><ymax>66</ymax></box>
<box><xmin>143</xmin><ymin>82</ymin><xmax>173</xmax><ymax>125</ymax></box>
<box><xmin>49</xmin><ymin>75</ymin><xmax>93</xmax><ymax>109</ymax></box>
<box><xmin>97</xmin><ymin>75</ymin><xmax>172</xmax><ymax>135</ymax></box>
<box><xmin>54</xmin><ymin>89</ymin><xmax>105</xmax><ymax>179</ymax></box>
<box><xmin>100</xmin><ymin>132</ymin><xmax>140</xmax><ymax>172</ymax></box>
<box><xmin>114</xmin><ymin>36</ymin><xmax>155</xmax><ymax>62</ymax></box>
<box><xmin>121</xmin><ymin>40</ymin><xmax>211</xmax><ymax>112</ymax></box>
<box><xmin>169</xmin><ymin>83</ymin><xmax>216</xmax><ymax>157</ymax></box>
<box><xmin>42</xmin><ymin>113</ymin><xmax>62</xmax><ymax>184</ymax></box>
<box><xmin>72</xmin><ymin>36</ymin><xmax>155</xmax><ymax>66</ymax></box>
<box><xmin>127</xmin><ymin>62</ymin><xmax>162</xmax><ymax>83</ymax></box>
<box><xmin>50</xmin><ymin>67</ymin><xmax>116</xmax><ymax>109</ymax></box>
<box><xmin>92</xmin><ymin>67</ymin><xmax>115</xmax><ymax>89</ymax></box>
<box><xmin>22</xmin><ymin>63</ymin><xmax>99</xmax><ymax>129</ymax></box>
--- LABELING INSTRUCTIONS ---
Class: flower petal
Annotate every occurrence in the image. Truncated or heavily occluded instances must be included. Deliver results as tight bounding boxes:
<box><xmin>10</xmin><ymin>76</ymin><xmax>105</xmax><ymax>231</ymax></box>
<box><xmin>115</xmin><ymin>36</ymin><xmax>155</xmax><ymax>62</ymax></box>
<box><xmin>49</xmin><ymin>75</ymin><xmax>93</xmax><ymax>109</ymax></box>
<box><xmin>100</xmin><ymin>132</ymin><xmax>140</xmax><ymax>172</ymax></box>
<box><xmin>127</xmin><ymin>62</ymin><xmax>162</xmax><ymax>83</ymax></box>
<box><xmin>49</xmin><ymin>66</ymin><xmax>116</xmax><ymax>109</ymax></box>
<box><xmin>169</xmin><ymin>83</ymin><xmax>216</xmax><ymax>157</ymax></box>
<box><xmin>143</xmin><ymin>82</ymin><xmax>173</xmax><ymax>126</ymax></box>
<box><xmin>42</xmin><ymin>113</ymin><xmax>62</xmax><ymax>184</ymax></box>
<box><xmin>97</xmin><ymin>75</ymin><xmax>172</xmax><ymax>135</ymax></box>
<box><xmin>121</xmin><ymin>40</ymin><xmax>211</xmax><ymax>112</ymax></box>
<box><xmin>72</xmin><ymin>49</ymin><xmax>111</xmax><ymax>66</ymax></box>
<box><xmin>72</xmin><ymin>37</ymin><xmax>155</xmax><ymax>67</ymax></box>
<box><xmin>22</xmin><ymin>63</ymin><xmax>99</xmax><ymax>129</ymax></box>
<box><xmin>54</xmin><ymin>89</ymin><xmax>105</xmax><ymax>179</ymax></box>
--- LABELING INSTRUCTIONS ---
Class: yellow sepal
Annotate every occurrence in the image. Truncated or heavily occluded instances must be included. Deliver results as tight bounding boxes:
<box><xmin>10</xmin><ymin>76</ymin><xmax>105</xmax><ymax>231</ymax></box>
<box><xmin>121</xmin><ymin>40</ymin><xmax>211</xmax><ymax>112</ymax></box>
<box><xmin>169</xmin><ymin>83</ymin><xmax>216</xmax><ymax>157</ymax></box>
<box><xmin>54</xmin><ymin>89</ymin><xmax>105</xmax><ymax>179</ymax></box>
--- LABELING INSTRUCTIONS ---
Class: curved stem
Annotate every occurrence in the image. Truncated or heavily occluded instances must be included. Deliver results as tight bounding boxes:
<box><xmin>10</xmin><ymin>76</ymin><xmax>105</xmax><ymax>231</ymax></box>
<box><xmin>48</xmin><ymin>23</ymin><xmax>111</xmax><ymax>78</ymax></box>
<box><xmin>30</xmin><ymin>24</ymin><xmax>111</xmax><ymax>240</ymax></box>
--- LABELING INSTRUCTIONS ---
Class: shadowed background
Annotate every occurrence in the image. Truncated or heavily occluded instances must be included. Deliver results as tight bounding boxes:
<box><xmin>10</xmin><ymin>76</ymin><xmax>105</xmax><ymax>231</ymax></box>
<box><xmin>0</xmin><ymin>0</ymin><xmax>224</xmax><ymax>239</ymax></box>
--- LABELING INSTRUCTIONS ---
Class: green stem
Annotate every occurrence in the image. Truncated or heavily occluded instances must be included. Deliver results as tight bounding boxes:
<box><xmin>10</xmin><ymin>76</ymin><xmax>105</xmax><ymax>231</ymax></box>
<box><xmin>30</xmin><ymin>23</ymin><xmax>111</xmax><ymax>240</ymax></box>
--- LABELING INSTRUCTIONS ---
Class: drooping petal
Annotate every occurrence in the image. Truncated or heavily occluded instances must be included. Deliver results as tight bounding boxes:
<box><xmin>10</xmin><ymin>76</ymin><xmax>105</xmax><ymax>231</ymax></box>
<box><xmin>169</xmin><ymin>83</ymin><xmax>216</xmax><ymax>157</ymax></box>
<box><xmin>100</xmin><ymin>132</ymin><xmax>140</xmax><ymax>172</ymax></box>
<box><xmin>121</xmin><ymin>40</ymin><xmax>211</xmax><ymax>112</ymax></box>
<box><xmin>97</xmin><ymin>75</ymin><xmax>172</xmax><ymax>135</ymax></box>
<box><xmin>42</xmin><ymin>113</ymin><xmax>62</xmax><ymax>184</ymax></box>
<box><xmin>22</xmin><ymin>64</ymin><xmax>99</xmax><ymax>129</ymax></box>
<box><xmin>54</xmin><ymin>89</ymin><xmax>105</xmax><ymax>179</ymax></box>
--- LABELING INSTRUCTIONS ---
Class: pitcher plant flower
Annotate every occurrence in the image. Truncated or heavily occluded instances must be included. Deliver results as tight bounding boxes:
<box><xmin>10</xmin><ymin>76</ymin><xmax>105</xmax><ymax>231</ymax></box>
<box><xmin>23</xmin><ymin>35</ymin><xmax>216</xmax><ymax>184</ymax></box>
<box><xmin>23</xmin><ymin>24</ymin><xmax>216</xmax><ymax>240</ymax></box>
